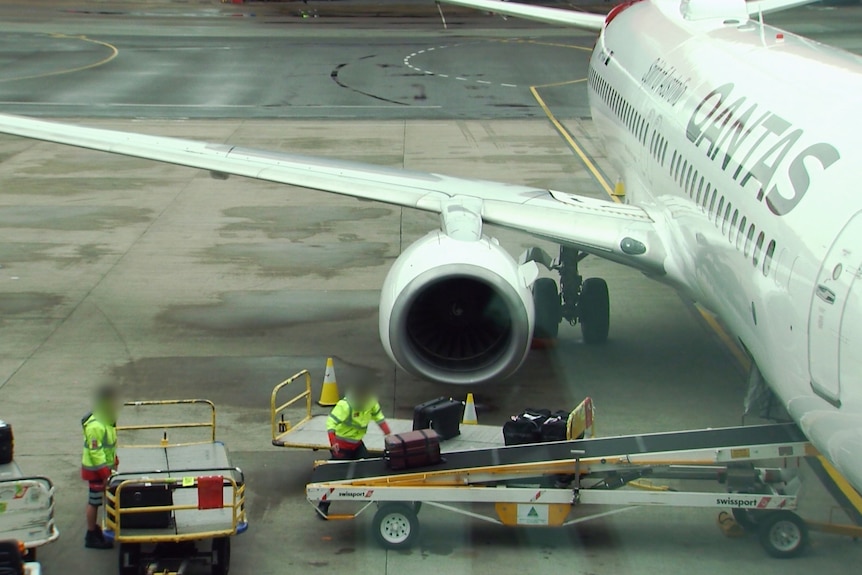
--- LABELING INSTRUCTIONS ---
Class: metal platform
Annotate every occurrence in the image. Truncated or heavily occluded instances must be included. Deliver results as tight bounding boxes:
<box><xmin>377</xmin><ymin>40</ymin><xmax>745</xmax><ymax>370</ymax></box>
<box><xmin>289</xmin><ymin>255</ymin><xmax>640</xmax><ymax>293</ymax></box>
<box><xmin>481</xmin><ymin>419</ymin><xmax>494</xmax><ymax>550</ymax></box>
<box><xmin>275</xmin><ymin>414</ymin><xmax>504</xmax><ymax>453</ymax></box>
<box><xmin>270</xmin><ymin>369</ymin><xmax>595</xmax><ymax>454</ymax></box>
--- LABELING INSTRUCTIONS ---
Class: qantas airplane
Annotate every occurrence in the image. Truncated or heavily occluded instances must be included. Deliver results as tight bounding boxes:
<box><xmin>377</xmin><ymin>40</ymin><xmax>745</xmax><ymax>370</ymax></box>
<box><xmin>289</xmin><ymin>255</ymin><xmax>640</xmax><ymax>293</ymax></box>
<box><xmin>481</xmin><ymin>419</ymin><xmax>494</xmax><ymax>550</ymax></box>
<box><xmin>0</xmin><ymin>0</ymin><xmax>860</xmax><ymax>491</ymax></box>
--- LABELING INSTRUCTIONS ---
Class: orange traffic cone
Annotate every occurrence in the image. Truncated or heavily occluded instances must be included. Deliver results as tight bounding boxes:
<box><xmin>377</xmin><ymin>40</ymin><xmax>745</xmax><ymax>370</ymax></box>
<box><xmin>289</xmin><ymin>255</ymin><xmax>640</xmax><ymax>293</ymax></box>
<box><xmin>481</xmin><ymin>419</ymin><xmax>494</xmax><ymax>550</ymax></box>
<box><xmin>462</xmin><ymin>393</ymin><xmax>478</xmax><ymax>425</ymax></box>
<box><xmin>318</xmin><ymin>358</ymin><xmax>340</xmax><ymax>407</ymax></box>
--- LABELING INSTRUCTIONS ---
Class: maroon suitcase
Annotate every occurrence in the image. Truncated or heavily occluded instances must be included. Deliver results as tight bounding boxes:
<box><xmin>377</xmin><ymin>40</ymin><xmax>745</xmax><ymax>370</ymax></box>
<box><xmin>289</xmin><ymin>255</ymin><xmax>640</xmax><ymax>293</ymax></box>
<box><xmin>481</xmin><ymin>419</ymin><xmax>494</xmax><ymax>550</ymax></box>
<box><xmin>384</xmin><ymin>429</ymin><xmax>442</xmax><ymax>470</ymax></box>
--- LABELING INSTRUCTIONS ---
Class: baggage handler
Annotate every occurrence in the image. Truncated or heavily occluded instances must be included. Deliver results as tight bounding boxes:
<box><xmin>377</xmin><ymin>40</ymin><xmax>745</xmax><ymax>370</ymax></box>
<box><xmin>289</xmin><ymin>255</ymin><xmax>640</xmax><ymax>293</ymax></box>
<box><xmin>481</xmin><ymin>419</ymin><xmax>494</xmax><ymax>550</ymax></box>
<box><xmin>318</xmin><ymin>382</ymin><xmax>391</xmax><ymax>517</ymax></box>
<box><xmin>81</xmin><ymin>385</ymin><xmax>120</xmax><ymax>549</ymax></box>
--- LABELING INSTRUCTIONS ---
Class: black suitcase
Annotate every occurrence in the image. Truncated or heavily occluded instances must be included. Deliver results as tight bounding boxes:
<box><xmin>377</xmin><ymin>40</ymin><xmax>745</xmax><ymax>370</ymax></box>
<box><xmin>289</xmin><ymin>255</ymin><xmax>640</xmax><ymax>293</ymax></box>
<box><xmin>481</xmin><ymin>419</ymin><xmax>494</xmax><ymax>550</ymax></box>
<box><xmin>412</xmin><ymin>397</ymin><xmax>462</xmax><ymax>440</ymax></box>
<box><xmin>112</xmin><ymin>482</ymin><xmax>173</xmax><ymax>529</ymax></box>
<box><xmin>385</xmin><ymin>430</ymin><xmax>442</xmax><ymax>470</ymax></box>
<box><xmin>540</xmin><ymin>411</ymin><xmax>569</xmax><ymax>442</ymax></box>
<box><xmin>0</xmin><ymin>420</ymin><xmax>12</xmax><ymax>465</ymax></box>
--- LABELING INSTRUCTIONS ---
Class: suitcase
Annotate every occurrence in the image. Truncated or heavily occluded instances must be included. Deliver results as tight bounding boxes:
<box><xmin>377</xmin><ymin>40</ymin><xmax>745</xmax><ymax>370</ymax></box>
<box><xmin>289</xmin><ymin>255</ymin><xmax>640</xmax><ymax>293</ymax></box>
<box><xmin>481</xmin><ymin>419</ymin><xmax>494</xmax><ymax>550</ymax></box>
<box><xmin>0</xmin><ymin>420</ymin><xmax>12</xmax><ymax>465</ymax></box>
<box><xmin>385</xmin><ymin>430</ymin><xmax>442</xmax><ymax>470</ymax></box>
<box><xmin>540</xmin><ymin>411</ymin><xmax>569</xmax><ymax>442</ymax></box>
<box><xmin>412</xmin><ymin>397</ymin><xmax>462</xmax><ymax>440</ymax></box>
<box><xmin>112</xmin><ymin>482</ymin><xmax>173</xmax><ymax>529</ymax></box>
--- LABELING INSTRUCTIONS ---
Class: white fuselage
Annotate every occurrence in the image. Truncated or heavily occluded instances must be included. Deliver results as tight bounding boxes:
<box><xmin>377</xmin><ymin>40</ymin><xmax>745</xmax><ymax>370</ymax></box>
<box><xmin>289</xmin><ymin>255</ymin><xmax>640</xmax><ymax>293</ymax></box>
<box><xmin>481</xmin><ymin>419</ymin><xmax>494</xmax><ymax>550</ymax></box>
<box><xmin>588</xmin><ymin>0</ymin><xmax>862</xmax><ymax>488</ymax></box>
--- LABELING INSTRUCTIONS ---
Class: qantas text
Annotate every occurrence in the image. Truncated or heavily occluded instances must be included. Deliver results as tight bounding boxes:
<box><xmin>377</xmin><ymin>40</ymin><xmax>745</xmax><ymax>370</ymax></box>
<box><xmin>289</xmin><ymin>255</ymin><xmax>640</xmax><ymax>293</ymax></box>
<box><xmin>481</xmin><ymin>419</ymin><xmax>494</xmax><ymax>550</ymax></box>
<box><xmin>686</xmin><ymin>82</ymin><xmax>840</xmax><ymax>216</ymax></box>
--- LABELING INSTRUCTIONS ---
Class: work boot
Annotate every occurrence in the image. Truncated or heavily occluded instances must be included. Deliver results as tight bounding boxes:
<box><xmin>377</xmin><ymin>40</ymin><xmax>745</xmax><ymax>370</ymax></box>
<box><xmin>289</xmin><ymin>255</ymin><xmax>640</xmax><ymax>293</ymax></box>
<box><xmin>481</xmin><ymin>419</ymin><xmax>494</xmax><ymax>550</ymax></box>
<box><xmin>84</xmin><ymin>527</ymin><xmax>113</xmax><ymax>549</ymax></box>
<box><xmin>316</xmin><ymin>502</ymin><xmax>330</xmax><ymax>520</ymax></box>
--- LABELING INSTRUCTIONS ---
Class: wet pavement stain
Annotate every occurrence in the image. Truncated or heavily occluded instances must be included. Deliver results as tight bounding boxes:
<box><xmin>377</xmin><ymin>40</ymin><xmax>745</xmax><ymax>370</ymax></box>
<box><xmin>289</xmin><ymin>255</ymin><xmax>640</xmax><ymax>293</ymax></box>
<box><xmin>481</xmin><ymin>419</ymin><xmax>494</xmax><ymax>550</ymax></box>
<box><xmin>203</xmin><ymin>241</ymin><xmax>389</xmax><ymax>277</ymax></box>
<box><xmin>0</xmin><ymin>206</ymin><xmax>152</xmax><ymax>230</ymax></box>
<box><xmin>160</xmin><ymin>289</ymin><xmax>377</xmax><ymax>333</ymax></box>
<box><xmin>220</xmin><ymin>205</ymin><xmax>392</xmax><ymax>241</ymax></box>
<box><xmin>0</xmin><ymin>176</ymin><xmax>152</xmax><ymax>197</ymax></box>
<box><xmin>0</xmin><ymin>242</ymin><xmax>114</xmax><ymax>267</ymax></box>
<box><xmin>0</xmin><ymin>292</ymin><xmax>64</xmax><ymax>315</ymax></box>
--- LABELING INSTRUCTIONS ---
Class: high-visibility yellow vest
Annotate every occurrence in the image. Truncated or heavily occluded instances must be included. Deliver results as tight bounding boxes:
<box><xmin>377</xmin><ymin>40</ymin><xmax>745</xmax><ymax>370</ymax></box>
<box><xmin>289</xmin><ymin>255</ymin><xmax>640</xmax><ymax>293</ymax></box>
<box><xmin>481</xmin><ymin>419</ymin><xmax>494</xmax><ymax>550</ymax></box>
<box><xmin>81</xmin><ymin>412</ymin><xmax>117</xmax><ymax>472</ymax></box>
<box><xmin>326</xmin><ymin>397</ymin><xmax>385</xmax><ymax>443</ymax></box>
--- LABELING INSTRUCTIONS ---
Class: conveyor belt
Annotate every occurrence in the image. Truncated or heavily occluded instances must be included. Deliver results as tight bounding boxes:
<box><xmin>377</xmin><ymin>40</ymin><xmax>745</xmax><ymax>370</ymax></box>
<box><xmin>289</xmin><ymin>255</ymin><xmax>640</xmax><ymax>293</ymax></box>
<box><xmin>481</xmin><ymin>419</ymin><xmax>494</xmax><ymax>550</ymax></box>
<box><xmin>310</xmin><ymin>423</ymin><xmax>806</xmax><ymax>483</ymax></box>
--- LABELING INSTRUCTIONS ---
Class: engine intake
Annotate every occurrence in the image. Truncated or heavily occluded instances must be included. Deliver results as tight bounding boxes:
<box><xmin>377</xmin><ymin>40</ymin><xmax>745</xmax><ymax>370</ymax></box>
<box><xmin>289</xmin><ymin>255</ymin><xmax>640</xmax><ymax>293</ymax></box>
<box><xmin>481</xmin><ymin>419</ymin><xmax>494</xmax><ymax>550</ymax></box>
<box><xmin>379</xmin><ymin>231</ymin><xmax>535</xmax><ymax>385</ymax></box>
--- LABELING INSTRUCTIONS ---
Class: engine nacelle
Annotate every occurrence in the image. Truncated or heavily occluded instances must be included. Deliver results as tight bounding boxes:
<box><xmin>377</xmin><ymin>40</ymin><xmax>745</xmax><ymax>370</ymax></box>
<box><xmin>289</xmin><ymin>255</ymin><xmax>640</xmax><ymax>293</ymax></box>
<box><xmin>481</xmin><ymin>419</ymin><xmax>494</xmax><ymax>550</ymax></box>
<box><xmin>379</xmin><ymin>231</ymin><xmax>536</xmax><ymax>385</ymax></box>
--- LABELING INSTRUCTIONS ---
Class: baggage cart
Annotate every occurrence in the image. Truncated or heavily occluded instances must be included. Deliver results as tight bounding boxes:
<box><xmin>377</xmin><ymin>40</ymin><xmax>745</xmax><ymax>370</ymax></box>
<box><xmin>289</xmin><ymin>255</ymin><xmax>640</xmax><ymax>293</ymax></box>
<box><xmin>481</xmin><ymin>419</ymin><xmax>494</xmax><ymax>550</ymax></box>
<box><xmin>103</xmin><ymin>399</ymin><xmax>248</xmax><ymax>575</ymax></box>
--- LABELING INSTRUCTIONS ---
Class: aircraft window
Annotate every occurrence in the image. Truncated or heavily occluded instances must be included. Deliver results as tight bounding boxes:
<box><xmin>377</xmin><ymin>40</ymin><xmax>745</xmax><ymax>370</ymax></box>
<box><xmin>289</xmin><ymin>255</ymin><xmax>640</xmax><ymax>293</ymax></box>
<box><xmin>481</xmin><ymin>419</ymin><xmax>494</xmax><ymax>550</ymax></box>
<box><xmin>689</xmin><ymin>170</ymin><xmax>698</xmax><ymax>196</ymax></box>
<box><xmin>753</xmin><ymin>231</ymin><xmax>765</xmax><ymax>266</ymax></box>
<box><xmin>678</xmin><ymin>160</ymin><xmax>686</xmax><ymax>184</ymax></box>
<box><xmin>763</xmin><ymin>239</ymin><xmax>776</xmax><ymax>276</ymax></box>
<box><xmin>643</xmin><ymin>122</ymin><xmax>649</xmax><ymax>144</ymax></box>
<box><xmin>661</xmin><ymin>140</ymin><xmax>668</xmax><ymax>165</ymax></box>
<box><xmin>650</xmin><ymin>130</ymin><xmax>657</xmax><ymax>154</ymax></box>
<box><xmin>684</xmin><ymin>164</ymin><xmax>693</xmax><ymax>191</ymax></box>
<box><xmin>722</xmin><ymin>201</ymin><xmax>732</xmax><ymax>234</ymax></box>
<box><xmin>730</xmin><ymin>209</ymin><xmax>739</xmax><ymax>240</ymax></box>
<box><xmin>695</xmin><ymin>177</ymin><xmax>705</xmax><ymax>203</ymax></box>
<box><xmin>743</xmin><ymin>222</ymin><xmax>755</xmax><ymax>256</ymax></box>
<box><xmin>701</xmin><ymin>183</ymin><xmax>711</xmax><ymax>210</ymax></box>
<box><xmin>737</xmin><ymin>216</ymin><xmax>747</xmax><ymax>249</ymax></box>
<box><xmin>715</xmin><ymin>196</ymin><xmax>725</xmax><ymax>223</ymax></box>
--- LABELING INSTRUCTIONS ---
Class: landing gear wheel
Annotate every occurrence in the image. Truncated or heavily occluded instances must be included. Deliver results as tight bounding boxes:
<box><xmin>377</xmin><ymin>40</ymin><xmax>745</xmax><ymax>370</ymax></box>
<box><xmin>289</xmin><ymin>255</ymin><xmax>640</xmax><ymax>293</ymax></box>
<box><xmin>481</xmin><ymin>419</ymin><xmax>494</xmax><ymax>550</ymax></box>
<box><xmin>758</xmin><ymin>511</ymin><xmax>808</xmax><ymax>559</ymax></box>
<box><xmin>118</xmin><ymin>542</ymin><xmax>141</xmax><ymax>575</ymax></box>
<box><xmin>532</xmin><ymin>277</ymin><xmax>562</xmax><ymax>341</ymax></box>
<box><xmin>372</xmin><ymin>503</ymin><xmax>419</xmax><ymax>550</ymax></box>
<box><xmin>579</xmin><ymin>278</ymin><xmax>609</xmax><ymax>344</ymax></box>
<box><xmin>212</xmin><ymin>537</ymin><xmax>231</xmax><ymax>575</ymax></box>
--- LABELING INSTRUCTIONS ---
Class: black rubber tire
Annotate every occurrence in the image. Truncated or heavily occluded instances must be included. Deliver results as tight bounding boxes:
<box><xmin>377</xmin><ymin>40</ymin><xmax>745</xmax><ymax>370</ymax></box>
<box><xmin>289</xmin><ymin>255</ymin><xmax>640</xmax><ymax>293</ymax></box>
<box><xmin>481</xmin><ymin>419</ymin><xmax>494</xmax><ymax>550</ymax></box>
<box><xmin>579</xmin><ymin>278</ymin><xmax>610</xmax><ymax>344</ymax></box>
<box><xmin>372</xmin><ymin>503</ymin><xmax>420</xmax><ymax>550</ymax></box>
<box><xmin>411</xmin><ymin>501</ymin><xmax>422</xmax><ymax>514</ymax></box>
<box><xmin>118</xmin><ymin>542</ymin><xmax>141</xmax><ymax>575</ymax></box>
<box><xmin>212</xmin><ymin>537</ymin><xmax>231</xmax><ymax>575</ymax></box>
<box><xmin>532</xmin><ymin>277</ymin><xmax>561</xmax><ymax>340</ymax></box>
<box><xmin>758</xmin><ymin>511</ymin><xmax>808</xmax><ymax>559</ymax></box>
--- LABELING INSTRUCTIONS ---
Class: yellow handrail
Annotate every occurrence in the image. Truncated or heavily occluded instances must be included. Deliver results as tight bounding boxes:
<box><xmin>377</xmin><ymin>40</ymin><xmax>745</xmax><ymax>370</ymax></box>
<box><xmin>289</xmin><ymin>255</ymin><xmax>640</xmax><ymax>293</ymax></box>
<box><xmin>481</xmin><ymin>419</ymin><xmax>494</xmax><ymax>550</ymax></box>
<box><xmin>105</xmin><ymin>473</ymin><xmax>246</xmax><ymax>544</ymax></box>
<box><xmin>118</xmin><ymin>399</ymin><xmax>217</xmax><ymax>447</ymax></box>
<box><xmin>270</xmin><ymin>370</ymin><xmax>313</xmax><ymax>445</ymax></box>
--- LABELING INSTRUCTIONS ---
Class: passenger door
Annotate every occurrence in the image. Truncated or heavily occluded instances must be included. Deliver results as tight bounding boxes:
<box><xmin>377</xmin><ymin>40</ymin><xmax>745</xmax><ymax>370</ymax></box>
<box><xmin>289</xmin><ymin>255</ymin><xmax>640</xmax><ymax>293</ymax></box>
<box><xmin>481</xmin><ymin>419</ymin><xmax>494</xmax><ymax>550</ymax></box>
<box><xmin>808</xmin><ymin>211</ymin><xmax>862</xmax><ymax>406</ymax></box>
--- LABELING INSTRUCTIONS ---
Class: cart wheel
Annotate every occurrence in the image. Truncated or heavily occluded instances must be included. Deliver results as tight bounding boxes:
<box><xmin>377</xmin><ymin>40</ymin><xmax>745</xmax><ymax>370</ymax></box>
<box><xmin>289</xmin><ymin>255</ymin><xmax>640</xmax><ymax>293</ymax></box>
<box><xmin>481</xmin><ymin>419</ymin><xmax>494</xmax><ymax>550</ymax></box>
<box><xmin>758</xmin><ymin>511</ymin><xmax>808</xmax><ymax>559</ymax></box>
<box><xmin>23</xmin><ymin>548</ymin><xmax>35</xmax><ymax>562</ymax></box>
<box><xmin>118</xmin><ymin>542</ymin><xmax>141</xmax><ymax>575</ymax></box>
<box><xmin>411</xmin><ymin>502</ymin><xmax>422</xmax><ymax>514</ymax></box>
<box><xmin>212</xmin><ymin>537</ymin><xmax>231</xmax><ymax>575</ymax></box>
<box><xmin>372</xmin><ymin>503</ymin><xmax>419</xmax><ymax>550</ymax></box>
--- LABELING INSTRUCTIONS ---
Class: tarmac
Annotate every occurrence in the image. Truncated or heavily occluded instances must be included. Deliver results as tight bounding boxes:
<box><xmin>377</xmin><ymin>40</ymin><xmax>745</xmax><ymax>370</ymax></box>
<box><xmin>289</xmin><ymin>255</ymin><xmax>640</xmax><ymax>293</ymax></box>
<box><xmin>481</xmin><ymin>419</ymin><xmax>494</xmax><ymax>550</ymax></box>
<box><xmin>0</xmin><ymin>1</ymin><xmax>860</xmax><ymax>573</ymax></box>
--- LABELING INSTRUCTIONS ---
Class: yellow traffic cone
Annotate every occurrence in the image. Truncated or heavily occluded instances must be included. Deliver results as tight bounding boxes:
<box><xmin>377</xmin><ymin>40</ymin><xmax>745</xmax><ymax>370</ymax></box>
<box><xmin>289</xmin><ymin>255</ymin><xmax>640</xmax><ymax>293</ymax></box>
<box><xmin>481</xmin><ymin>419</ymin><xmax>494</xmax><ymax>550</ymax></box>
<box><xmin>318</xmin><ymin>358</ymin><xmax>340</xmax><ymax>407</ymax></box>
<box><xmin>462</xmin><ymin>393</ymin><xmax>478</xmax><ymax>425</ymax></box>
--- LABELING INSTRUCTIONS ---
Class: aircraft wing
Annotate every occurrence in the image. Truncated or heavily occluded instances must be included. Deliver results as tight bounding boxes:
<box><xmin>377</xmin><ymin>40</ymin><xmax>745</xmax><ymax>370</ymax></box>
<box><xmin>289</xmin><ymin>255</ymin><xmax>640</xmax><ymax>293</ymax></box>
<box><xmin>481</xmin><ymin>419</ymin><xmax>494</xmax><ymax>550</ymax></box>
<box><xmin>437</xmin><ymin>0</ymin><xmax>605</xmax><ymax>31</ymax></box>
<box><xmin>0</xmin><ymin>113</ymin><xmax>665</xmax><ymax>274</ymax></box>
<box><xmin>746</xmin><ymin>0</ymin><xmax>821</xmax><ymax>16</ymax></box>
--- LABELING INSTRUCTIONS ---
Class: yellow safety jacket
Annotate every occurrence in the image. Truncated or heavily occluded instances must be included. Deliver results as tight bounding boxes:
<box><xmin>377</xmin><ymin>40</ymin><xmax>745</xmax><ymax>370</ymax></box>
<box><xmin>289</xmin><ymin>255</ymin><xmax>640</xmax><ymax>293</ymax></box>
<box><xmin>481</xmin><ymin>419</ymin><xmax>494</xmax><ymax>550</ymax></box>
<box><xmin>326</xmin><ymin>397</ymin><xmax>386</xmax><ymax>445</ymax></box>
<box><xmin>81</xmin><ymin>412</ymin><xmax>117</xmax><ymax>479</ymax></box>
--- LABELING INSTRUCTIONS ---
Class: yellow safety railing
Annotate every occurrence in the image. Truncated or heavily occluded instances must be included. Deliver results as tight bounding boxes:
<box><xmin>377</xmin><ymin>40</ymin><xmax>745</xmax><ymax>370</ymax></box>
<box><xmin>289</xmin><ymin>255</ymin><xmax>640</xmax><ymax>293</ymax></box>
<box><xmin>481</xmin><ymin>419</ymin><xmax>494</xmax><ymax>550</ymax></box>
<box><xmin>105</xmin><ymin>470</ymin><xmax>246</xmax><ymax>544</ymax></box>
<box><xmin>118</xmin><ymin>399</ymin><xmax>216</xmax><ymax>447</ymax></box>
<box><xmin>270</xmin><ymin>370</ymin><xmax>313</xmax><ymax>446</ymax></box>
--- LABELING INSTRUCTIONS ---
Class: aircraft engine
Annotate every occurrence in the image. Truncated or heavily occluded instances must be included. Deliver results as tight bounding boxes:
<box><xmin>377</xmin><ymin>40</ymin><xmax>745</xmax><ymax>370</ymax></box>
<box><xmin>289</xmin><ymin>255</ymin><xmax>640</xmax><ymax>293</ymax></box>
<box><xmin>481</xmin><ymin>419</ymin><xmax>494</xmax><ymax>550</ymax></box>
<box><xmin>379</xmin><ymin>231</ymin><xmax>536</xmax><ymax>385</ymax></box>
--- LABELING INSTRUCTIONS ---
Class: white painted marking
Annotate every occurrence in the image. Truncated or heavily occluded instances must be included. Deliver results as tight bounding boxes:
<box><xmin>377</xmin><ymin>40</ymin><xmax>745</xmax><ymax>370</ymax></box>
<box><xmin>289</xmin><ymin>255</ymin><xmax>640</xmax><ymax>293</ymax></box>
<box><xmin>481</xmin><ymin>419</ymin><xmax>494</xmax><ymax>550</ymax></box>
<box><xmin>477</xmin><ymin>80</ymin><xmax>491</xmax><ymax>84</ymax></box>
<box><xmin>501</xmin><ymin>83</ymin><xmax>518</xmax><ymax>88</ymax></box>
<box><xmin>438</xmin><ymin>74</ymin><xmax>448</xmax><ymax>78</ymax></box>
<box><xmin>417</xmin><ymin>50</ymin><xmax>425</xmax><ymax>54</ymax></box>
<box><xmin>456</xmin><ymin>77</ymin><xmax>467</xmax><ymax>81</ymax></box>
<box><xmin>427</xmin><ymin>47</ymin><xmax>435</xmax><ymax>51</ymax></box>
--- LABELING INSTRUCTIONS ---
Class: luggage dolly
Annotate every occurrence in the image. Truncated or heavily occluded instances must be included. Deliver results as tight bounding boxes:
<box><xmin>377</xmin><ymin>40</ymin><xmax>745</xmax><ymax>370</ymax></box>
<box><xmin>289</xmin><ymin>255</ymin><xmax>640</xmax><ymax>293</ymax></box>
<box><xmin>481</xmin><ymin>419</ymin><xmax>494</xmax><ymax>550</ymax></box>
<box><xmin>102</xmin><ymin>400</ymin><xmax>248</xmax><ymax>575</ymax></box>
<box><xmin>306</xmin><ymin>424</ymin><xmax>849</xmax><ymax>558</ymax></box>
